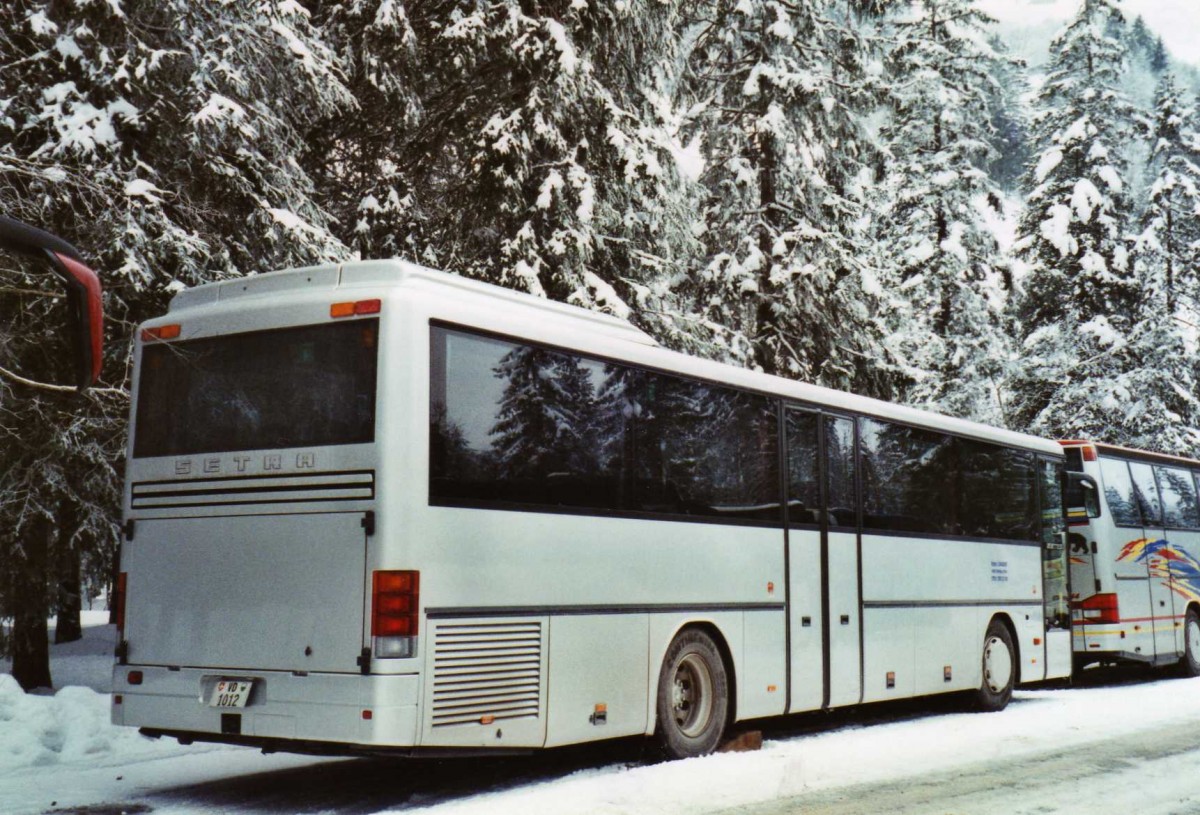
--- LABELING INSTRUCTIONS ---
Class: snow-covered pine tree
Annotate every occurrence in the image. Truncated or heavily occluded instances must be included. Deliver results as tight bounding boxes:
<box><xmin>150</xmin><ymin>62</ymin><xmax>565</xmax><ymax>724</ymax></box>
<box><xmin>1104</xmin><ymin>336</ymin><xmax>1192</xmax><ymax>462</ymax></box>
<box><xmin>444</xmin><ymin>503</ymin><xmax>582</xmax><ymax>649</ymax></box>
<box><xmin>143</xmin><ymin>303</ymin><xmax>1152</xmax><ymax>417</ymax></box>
<box><xmin>314</xmin><ymin>2</ymin><xmax>707</xmax><ymax>354</ymax></box>
<box><xmin>986</xmin><ymin>35</ymin><xmax>1033</xmax><ymax>194</ymax></box>
<box><xmin>1010</xmin><ymin>0</ymin><xmax>1142</xmax><ymax>442</ymax></box>
<box><xmin>1139</xmin><ymin>73</ymin><xmax>1200</xmax><ymax>314</ymax></box>
<box><xmin>1121</xmin><ymin>72</ymin><xmax>1200</xmax><ymax>452</ymax></box>
<box><xmin>305</xmin><ymin>0</ymin><xmax>425</xmax><ymax>261</ymax></box>
<box><xmin>0</xmin><ymin>0</ymin><xmax>354</xmax><ymax>689</ymax></box>
<box><xmin>682</xmin><ymin>0</ymin><xmax>890</xmax><ymax>394</ymax></box>
<box><xmin>873</xmin><ymin>0</ymin><xmax>1013</xmax><ymax>426</ymax></box>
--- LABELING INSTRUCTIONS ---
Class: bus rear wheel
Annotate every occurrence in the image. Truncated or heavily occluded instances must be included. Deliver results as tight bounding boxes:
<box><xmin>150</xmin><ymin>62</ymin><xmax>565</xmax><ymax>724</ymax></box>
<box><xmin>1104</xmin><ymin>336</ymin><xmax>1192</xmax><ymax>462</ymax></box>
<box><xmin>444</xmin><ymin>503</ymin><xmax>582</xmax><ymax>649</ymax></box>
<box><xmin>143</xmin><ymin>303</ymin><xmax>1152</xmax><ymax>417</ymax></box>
<box><xmin>1181</xmin><ymin>609</ymin><xmax>1200</xmax><ymax>678</ymax></box>
<box><xmin>655</xmin><ymin>629</ymin><xmax>729</xmax><ymax>759</ymax></box>
<box><xmin>974</xmin><ymin>619</ymin><xmax>1015</xmax><ymax>712</ymax></box>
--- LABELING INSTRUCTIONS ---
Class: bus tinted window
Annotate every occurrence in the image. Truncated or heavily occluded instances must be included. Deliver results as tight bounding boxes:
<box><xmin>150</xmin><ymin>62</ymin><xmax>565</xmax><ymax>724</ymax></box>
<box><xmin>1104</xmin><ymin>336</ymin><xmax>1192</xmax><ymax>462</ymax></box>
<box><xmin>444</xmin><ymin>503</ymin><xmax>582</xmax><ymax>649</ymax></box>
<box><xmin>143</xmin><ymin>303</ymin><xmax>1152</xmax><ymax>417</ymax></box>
<box><xmin>1099</xmin><ymin>458</ymin><xmax>1140</xmax><ymax>526</ymax></box>
<box><xmin>825</xmin><ymin>415</ymin><xmax>857</xmax><ymax>529</ymax></box>
<box><xmin>430</xmin><ymin>327</ymin><xmax>780</xmax><ymax>522</ymax></box>
<box><xmin>786</xmin><ymin>410</ymin><xmax>820</xmax><ymax>526</ymax></box>
<box><xmin>860</xmin><ymin>419</ymin><xmax>956</xmax><ymax>535</ymax></box>
<box><xmin>1129</xmin><ymin>462</ymin><xmax>1162</xmax><ymax>526</ymax></box>
<box><xmin>1156</xmin><ymin>466</ymin><xmax>1200</xmax><ymax>529</ymax></box>
<box><xmin>960</xmin><ymin>440</ymin><xmax>1036</xmax><ymax>540</ymax></box>
<box><xmin>134</xmin><ymin>320</ymin><xmax>378</xmax><ymax>457</ymax></box>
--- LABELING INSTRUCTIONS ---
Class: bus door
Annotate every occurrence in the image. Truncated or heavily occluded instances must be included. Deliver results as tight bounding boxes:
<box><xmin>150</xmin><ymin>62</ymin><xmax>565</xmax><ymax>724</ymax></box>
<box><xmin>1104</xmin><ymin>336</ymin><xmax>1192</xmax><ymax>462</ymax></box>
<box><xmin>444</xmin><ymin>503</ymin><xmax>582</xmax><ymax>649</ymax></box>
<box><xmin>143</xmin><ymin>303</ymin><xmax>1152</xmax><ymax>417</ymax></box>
<box><xmin>1128</xmin><ymin>462</ymin><xmax>1172</xmax><ymax>661</ymax></box>
<box><xmin>784</xmin><ymin>407</ymin><xmax>823</xmax><ymax>712</ymax></box>
<box><xmin>784</xmin><ymin>408</ymin><xmax>861</xmax><ymax>712</ymax></box>
<box><xmin>822</xmin><ymin>414</ymin><xmax>861</xmax><ymax>707</ymax></box>
<box><xmin>1039</xmin><ymin>458</ymin><xmax>1072</xmax><ymax>678</ymax></box>
<box><xmin>1151</xmin><ymin>466</ymin><xmax>1198</xmax><ymax>661</ymax></box>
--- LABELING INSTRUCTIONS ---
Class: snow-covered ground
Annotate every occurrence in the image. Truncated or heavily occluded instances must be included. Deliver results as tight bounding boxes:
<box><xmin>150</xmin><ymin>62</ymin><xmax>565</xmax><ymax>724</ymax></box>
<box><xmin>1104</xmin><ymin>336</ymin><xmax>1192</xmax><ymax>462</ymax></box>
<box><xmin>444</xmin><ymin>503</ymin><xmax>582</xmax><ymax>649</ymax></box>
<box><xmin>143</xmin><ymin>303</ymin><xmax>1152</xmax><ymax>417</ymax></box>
<box><xmin>2</xmin><ymin>615</ymin><xmax>1200</xmax><ymax>815</ymax></box>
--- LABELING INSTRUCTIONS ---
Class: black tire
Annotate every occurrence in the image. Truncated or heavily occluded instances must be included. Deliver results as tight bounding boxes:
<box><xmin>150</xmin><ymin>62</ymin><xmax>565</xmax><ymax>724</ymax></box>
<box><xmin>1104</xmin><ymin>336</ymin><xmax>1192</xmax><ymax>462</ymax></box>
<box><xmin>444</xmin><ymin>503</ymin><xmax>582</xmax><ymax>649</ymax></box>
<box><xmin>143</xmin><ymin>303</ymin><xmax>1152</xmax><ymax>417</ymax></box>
<box><xmin>1181</xmin><ymin>608</ymin><xmax>1200</xmax><ymax>678</ymax></box>
<box><xmin>654</xmin><ymin>629</ymin><xmax>729</xmax><ymax>759</ymax></box>
<box><xmin>974</xmin><ymin>619</ymin><xmax>1015</xmax><ymax>712</ymax></box>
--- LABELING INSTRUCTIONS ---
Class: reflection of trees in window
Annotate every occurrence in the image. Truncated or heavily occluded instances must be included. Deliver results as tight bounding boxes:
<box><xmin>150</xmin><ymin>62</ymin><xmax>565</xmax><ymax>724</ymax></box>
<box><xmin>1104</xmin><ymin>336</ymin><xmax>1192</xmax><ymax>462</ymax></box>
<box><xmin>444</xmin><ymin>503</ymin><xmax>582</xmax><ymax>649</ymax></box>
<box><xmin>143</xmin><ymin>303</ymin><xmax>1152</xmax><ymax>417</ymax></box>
<box><xmin>786</xmin><ymin>411</ymin><xmax>819</xmax><ymax>524</ymax></box>
<box><xmin>489</xmin><ymin>345</ymin><xmax>598</xmax><ymax>478</ymax></box>
<box><xmin>1155</xmin><ymin>466</ymin><xmax>1200</xmax><ymax>529</ymax></box>
<box><xmin>1128</xmin><ymin>463</ymin><xmax>1162</xmax><ymax>526</ymax></box>
<box><xmin>431</xmin><ymin>404</ymin><xmax>486</xmax><ymax>484</ymax></box>
<box><xmin>825</xmin><ymin>416</ymin><xmax>856</xmax><ymax>527</ymax></box>
<box><xmin>960</xmin><ymin>442</ymin><xmax>1035</xmax><ymax>540</ymax></box>
<box><xmin>861</xmin><ymin>419</ymin><xmax>956</xmax><ymax>534</ymax></box>
<box><xmin>594</xmin><ymin>367</ymin><xmax>779</xmax><ymax>517</ymax></box>
<box><xmin>1099</xmin><ymin>459</ymin><xmax>1140</xmax><ymax>526</ymax></box>
<box><xmin>430</xmin><ymin>328</ymin><xmax>779</xmax><ymax>519</ymax></box>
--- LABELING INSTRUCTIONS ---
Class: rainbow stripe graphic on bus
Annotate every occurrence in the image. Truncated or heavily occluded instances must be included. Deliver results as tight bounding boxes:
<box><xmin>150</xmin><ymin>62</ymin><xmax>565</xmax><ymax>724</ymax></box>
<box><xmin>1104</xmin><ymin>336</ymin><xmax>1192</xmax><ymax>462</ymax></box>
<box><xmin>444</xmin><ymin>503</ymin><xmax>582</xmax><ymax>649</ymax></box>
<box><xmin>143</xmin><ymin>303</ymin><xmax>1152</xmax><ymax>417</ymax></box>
<box><xmin>1117</xmin><ymin>538</ymin><xmax>1200</xmax><ymax>604</ymax></box>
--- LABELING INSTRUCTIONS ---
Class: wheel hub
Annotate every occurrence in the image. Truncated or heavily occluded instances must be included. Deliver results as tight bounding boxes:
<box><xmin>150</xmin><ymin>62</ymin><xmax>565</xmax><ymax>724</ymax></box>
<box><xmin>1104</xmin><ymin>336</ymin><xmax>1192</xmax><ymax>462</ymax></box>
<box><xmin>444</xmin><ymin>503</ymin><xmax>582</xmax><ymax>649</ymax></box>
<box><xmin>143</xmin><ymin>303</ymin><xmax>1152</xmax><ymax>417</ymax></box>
<box><xmin>672</xmin><ymin>653</ymin><xmax>714</xmax><ymax>738</ymax></box>
<box><xmin>983</xmin><ymin>635</ymin><xmax>1013</xmax><ymax>693</ymax></box>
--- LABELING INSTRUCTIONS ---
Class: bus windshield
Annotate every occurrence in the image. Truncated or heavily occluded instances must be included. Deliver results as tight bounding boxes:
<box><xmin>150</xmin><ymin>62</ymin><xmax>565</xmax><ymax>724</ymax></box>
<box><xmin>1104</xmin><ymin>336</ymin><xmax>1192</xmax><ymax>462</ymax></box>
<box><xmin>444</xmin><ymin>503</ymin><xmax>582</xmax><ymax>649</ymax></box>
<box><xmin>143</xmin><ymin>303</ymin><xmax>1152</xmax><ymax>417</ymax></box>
<box><xmin>133</xmin><ymin>319</ymin><xmax>378</xmax><ymax>458</ymax></box>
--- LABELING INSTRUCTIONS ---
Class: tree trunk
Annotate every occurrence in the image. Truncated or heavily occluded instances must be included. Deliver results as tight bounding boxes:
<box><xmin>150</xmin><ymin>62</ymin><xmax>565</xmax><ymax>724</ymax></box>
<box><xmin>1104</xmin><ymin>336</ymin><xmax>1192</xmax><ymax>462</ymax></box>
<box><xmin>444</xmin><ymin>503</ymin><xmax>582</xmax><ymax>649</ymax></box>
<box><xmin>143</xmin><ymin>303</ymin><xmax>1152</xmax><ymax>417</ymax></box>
<box><xmin>54</xmin><ymin>545</ymin><xmax>82</xmax><ymax>645</ymax></box>
<box><xmin>11</xmin><ymin>518</ymin><xmax>53</xmax><ymax>691</ymax></box>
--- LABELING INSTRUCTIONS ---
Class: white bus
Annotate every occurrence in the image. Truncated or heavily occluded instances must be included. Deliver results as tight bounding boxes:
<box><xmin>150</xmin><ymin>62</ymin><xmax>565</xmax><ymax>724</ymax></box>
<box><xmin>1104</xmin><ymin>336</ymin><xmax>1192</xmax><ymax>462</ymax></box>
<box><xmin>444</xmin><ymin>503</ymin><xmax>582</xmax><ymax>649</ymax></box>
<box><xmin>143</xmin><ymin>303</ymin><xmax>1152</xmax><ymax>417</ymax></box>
<box><xmin>1061</xmin><ymin>441</ymin><xmax>1200</xmax><ymax>676</ymax></box>
<box><xmin>111</xmin><ymin>260</ymin><xmax>1072</xmax><ymax>759</ymax></box>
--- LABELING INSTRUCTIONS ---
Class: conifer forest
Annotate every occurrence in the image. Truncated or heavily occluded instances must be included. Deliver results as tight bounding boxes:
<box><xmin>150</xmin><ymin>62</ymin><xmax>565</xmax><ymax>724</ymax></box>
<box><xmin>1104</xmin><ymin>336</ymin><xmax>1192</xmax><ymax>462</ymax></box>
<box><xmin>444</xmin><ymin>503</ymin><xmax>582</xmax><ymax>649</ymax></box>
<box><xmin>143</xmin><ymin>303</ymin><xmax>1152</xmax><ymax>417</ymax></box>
<box><xmin>2</xmin><ymin>0</ymin><xmax>1199</xmax><ymax>686</ymax></box>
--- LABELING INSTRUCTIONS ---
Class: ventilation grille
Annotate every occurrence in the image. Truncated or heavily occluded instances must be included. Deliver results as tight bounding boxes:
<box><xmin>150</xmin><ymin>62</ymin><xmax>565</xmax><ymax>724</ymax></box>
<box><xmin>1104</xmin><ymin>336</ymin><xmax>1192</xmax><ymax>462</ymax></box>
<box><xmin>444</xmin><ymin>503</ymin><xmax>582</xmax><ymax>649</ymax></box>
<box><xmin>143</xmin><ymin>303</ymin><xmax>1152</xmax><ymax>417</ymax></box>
<box><xmin>131</xmin><ymin>470</ymin><xmax>374</xmax><ymax>510</ymax></box>
<box><xmin>431</xmin><ymin>621</ymin><xmax>542</xmax><ymax>728</ymax></box>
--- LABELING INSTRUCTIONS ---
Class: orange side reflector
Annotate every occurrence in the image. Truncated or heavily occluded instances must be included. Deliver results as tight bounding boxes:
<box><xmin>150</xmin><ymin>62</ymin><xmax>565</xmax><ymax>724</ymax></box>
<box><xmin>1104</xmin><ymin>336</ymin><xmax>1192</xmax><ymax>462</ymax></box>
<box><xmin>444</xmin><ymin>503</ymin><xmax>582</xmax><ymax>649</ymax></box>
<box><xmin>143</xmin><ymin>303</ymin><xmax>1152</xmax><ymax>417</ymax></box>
<box><xmin>331</xmin><ymin>299</ymin><xmax>382</xmax><ymax>318</ymax></box>
<box><xmin>480</xmin><ymin>715</ymin><xmax>495</xmax><ymax>725</ymax></box>
<box><xmin>1082</xmin><ymin>446</ymin><xmax>1097</xmax><ymax>461</ymax></box>
<box><xmin>594</xmin><ymin>703</ymin><xmax>607</xmax><ymax>713</ymax></box>
<box><xmin>141</xmin><ymin>324</ymin><xmax>181</xmax><ymax>341</ymax></box>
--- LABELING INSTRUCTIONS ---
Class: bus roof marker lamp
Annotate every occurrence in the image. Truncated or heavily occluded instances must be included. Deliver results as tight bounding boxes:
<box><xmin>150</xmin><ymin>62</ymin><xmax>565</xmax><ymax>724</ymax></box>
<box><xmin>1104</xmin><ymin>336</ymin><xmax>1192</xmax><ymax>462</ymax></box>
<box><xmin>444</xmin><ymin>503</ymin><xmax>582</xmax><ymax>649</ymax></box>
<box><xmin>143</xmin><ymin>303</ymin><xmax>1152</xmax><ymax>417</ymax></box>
<box><xmin>141</xmin><ymin>324</ymin><xmax>181</xmax><ymax>342</ymax></box>
<box><xmin>331</xmin><ymin>299</ymin><xmax>381</xmax><ymax>318</ymax></box>
<box><xmin>0</xmin><ymin>215</ymin><xmax>104</xmax><ymax>390</ymax></box>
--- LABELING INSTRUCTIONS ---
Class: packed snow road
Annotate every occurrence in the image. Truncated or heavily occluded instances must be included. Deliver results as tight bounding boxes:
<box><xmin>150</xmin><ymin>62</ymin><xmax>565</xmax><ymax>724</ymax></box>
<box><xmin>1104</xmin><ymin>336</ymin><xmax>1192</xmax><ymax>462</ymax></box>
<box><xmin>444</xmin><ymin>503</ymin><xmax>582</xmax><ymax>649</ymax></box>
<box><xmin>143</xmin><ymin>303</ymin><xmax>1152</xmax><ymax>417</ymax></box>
<box><xmin>720</xmin><ymin>718</ymin><xmax>1200</xmax><ymax>815</ymax></box>
<box><xmin>4</xmin><ymin>620</ymin><xmax>1200</xmax><ymax>815</ymax></box>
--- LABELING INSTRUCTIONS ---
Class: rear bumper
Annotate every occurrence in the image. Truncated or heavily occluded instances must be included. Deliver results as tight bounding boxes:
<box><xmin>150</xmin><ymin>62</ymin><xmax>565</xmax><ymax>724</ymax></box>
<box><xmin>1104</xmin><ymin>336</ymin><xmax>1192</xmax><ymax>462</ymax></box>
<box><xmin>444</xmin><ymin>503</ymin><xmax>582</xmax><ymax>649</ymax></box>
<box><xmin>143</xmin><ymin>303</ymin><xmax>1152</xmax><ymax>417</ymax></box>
<box><xmin>112</xmin><ymin>665</ymin><xmax>419</xmax><ymax>749</ymax></box>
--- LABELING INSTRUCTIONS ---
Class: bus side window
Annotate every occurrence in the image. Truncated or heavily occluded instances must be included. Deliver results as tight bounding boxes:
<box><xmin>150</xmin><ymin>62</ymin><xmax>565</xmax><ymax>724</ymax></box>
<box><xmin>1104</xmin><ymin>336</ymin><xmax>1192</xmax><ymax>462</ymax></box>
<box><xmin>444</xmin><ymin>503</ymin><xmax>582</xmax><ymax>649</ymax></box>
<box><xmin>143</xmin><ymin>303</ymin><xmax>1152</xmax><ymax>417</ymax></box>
<box><xmin>1156</xmin><ymin>466</ymin><xmax>1200</xmax><ymax>529</ymax></box>
<box><xmin>1129</xmin><ymin>462</ymin><xmax>1163</xmax><ymax>527</ymax></box>
<box><xmin>786</xmin><ymin>410</ymin><xmax>819</xmax><ymax>526</ymax></box>
<box><xmin>1099</xmin><ymin>458</ymin><xmax>1141</xmax><ymax>527</ymax></box>
<box><xmin>824</xmin><ymin>416</ymin><xmax>856</xmax><ymax>529</ymax></box>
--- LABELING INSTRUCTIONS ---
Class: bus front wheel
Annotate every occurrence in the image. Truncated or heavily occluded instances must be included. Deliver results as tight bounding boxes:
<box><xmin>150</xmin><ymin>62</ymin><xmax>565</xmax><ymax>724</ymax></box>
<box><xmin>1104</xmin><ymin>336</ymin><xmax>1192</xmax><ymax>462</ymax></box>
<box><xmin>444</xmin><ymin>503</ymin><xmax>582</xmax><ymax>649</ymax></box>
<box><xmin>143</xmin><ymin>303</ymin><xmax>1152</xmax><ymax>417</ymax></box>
<box><xmin>1181</xmin><ymin>608</ymin><xmax>1200</xmax><ymax>678</ymax></box>
<box><xmin>655</xmin><ymin>629</ymin><xmax>729</xmax><ymax>759</ymax></box>
<box><xmin>974</xmin><ymin>619</ymin><xmax>1015</xmax><ymax>712</ymax></box>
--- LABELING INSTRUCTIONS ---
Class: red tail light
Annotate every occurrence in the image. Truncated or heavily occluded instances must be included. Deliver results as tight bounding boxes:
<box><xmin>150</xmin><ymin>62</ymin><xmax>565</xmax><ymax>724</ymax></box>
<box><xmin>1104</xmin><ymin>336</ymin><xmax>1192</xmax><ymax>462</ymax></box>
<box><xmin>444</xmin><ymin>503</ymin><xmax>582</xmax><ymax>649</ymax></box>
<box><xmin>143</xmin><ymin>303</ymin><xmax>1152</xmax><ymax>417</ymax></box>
<box><xmin>372</xmin><ymin>571</ymin><xmax>419</xmax><ymax>638</ymax></box>
<box><xmin>115</xmin><ymin>572</ymin><xmax>128</xmax><ymax>634</ymax></box>
<box><xmin>1078</xmin><ymin>592</ymin><xmax>1119</xmax><ymax>624</ymax></box>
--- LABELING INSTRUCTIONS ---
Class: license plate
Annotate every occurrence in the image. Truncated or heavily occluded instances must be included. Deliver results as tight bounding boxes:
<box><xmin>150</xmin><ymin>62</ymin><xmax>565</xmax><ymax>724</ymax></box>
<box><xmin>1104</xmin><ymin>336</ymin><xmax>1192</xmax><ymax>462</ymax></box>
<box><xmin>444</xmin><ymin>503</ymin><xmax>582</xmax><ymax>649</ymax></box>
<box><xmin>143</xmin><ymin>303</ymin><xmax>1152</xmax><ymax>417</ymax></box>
<box><xmin>209</xmin><ymin>679</ymin><xmax>253</xmax><ymax>708</ymax></box>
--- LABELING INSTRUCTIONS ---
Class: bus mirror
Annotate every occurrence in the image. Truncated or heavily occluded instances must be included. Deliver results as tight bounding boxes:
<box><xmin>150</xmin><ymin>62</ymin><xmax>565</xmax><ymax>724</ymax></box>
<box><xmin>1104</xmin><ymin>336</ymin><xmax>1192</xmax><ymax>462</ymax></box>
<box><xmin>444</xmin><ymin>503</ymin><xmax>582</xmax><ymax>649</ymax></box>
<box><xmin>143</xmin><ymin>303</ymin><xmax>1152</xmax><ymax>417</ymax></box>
<box><xmin>0</xmin><ymin>216</ymin><xmax>103</xmax><ymax>390</ymax></box>
<box><xmin>1065</xmin><ymin>473</ymin><xmax>1101</xmax><ymax>520</ymax></box>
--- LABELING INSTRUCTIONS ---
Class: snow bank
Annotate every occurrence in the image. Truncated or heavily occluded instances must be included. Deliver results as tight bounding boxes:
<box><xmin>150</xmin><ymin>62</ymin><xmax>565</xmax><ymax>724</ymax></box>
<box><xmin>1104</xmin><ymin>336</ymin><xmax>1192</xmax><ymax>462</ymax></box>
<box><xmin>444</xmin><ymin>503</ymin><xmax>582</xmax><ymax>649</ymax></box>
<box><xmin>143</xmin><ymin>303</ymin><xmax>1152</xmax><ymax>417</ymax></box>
<box><xmin>0</xmin><ymin>675</ymin><xmax>176</xmax><ymax>772</ymax></box>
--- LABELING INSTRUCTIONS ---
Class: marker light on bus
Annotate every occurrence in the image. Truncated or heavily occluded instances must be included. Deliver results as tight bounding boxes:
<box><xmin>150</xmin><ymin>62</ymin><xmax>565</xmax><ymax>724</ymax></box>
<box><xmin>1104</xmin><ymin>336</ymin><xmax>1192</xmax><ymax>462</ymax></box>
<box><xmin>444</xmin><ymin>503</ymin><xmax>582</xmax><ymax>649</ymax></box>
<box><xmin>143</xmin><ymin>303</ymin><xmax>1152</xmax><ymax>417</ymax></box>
<box><xmin>372</xmin><ymin>570</ymin><xmax>419</xmax><ymax>659</ymax></box>
<box><xmin>330</xmin><ymin>299</ymin><xmax>382</xmax><ymax>318</ymax></box>
<box><xmin>1078</xmin><ymin>592</ymin><xmax>1119</xmax><ymax>624</ymax></box>
<box><xmin>141</xmin><ymin>324</ymin><xmax>181</xmax><ymax>341</ymax></box>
